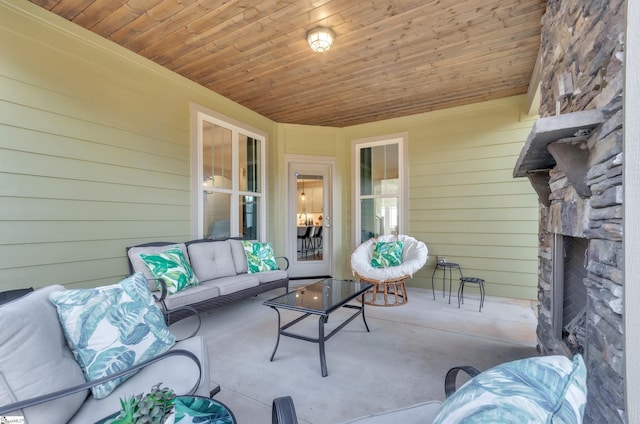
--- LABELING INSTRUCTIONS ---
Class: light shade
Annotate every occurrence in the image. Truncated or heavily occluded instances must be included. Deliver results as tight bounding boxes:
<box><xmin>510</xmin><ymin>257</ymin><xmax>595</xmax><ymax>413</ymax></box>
<box><xmin>306</xmin><ymin>27</ymin><xmax>335</xmax><ymax>53</ymax></box>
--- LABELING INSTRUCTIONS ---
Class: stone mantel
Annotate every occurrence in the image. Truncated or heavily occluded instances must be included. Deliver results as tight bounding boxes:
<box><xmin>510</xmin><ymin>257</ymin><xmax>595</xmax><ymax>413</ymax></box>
<box><xmin>513</xmin><ymin>109</ymin><xmax>605</xmax><ymax>178</ymax></box>
<box><xmin>513</xmin><ymin>109</ymin><xmax>606</xmax><ymax>206</ymax></box>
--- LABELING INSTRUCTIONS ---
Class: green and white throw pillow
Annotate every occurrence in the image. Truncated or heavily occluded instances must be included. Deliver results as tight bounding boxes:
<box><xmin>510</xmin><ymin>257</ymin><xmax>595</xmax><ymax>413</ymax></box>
<box><xmin>371</xmin><ymin>241</ymin><xmax>404</xmax><ymax>268</ymax></box>
<box><xmin>49</xmin><ymin>273</ymin><xmax>176</xmax><ymax>399</ymax></box>
<box><xmin>432</xmin><ymin>354</ymin><xmax>587</xmax><ymax>423</ymax></box>
<box><xmin>241</xmin><ymin>241</ymin><xmax>278</xmax><ymax>273</ymax></box>
<box><xmin>140</xmin><ymin>247</ymin><xmax>199</xmax><ymax>295</ymax></box>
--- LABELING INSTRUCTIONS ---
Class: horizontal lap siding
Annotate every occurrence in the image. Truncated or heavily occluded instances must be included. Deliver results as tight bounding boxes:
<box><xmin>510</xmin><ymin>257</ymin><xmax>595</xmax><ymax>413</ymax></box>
<box><xmin>409</xmin><ymin>99</ymin><xmax>538</xmax><ymax>299</ymax></box>
<box><xmin>0</xmin><ymin>2</ymin><xmax>273</xmax><ymax>289</ymax></box>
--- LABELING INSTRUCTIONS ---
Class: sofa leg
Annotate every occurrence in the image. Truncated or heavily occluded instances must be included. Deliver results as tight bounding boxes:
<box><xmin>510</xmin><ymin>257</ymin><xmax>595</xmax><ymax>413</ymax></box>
<box><xmin>210</xmin><ymin>385</ymin><xmax>221</xmax><ymax>397</ymax></box>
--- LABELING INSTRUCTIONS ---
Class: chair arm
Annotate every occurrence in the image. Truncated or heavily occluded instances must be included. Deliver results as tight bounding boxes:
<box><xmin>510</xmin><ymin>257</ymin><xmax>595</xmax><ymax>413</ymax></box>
<box><xmin>444</xmin><ymin>365</ymin><xmax>480</xmax><ymax>398</ymax></box>
<box><xmin>166</xmin><ymin>305</ymin><xmax>202</xmax><ymax>340</ymax></box>
<box><xmin>149</xmin><ymin>278</ymin><xmax>168</xmax><ymax>303</ymax></box>
<box><xmin>272</xmin><ymin>396</ymin><xmax>298</xmax><ymax>424</ymax></box>
<box><xmin>276</xmin><ymin>256</ymin><xmax>290</xmax><ymax>271</ymax></box>
<box><xmin>0</xmin><ymin>349</ymin><xmax>202</xmax><ymax>415</ymax></box>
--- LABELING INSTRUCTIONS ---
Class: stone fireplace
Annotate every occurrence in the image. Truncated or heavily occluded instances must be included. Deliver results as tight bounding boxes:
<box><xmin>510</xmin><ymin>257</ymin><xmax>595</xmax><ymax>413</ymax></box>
<box><xmin>513</xmin><ymin>1</ymin><xmax>625</xmax><ymax>422</ymax></box>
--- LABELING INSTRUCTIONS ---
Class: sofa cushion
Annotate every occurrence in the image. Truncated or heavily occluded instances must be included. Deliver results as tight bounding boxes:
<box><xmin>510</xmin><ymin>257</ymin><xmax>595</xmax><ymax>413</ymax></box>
<box><xmin>205</xmin><ymin>274</ymin><xmax>260</xmax><ymax>296</ymax></box>
<box><xmin>371</xmin><ymin>241</ymin><xmax>404</xmax><ymax>268</ymax></box>
<box><xmin>253</xmin><ymin>269</ymin><xmax>289</xmax><ymax>284</ymax></box>
<box><xmin>432</xmin><ymin>354</ymin><xmax>587</xmax><ymax>424</ymax></box>
<box><xmin>49</xmin><ymin>273</ymin><xmax>176</xmax><ymax>399</ymax></box>
<box><xmin>344</xmin><ymin>400</ymin><xmax>443</xmax><ymax>423</ymax></box>
<box><xmin>128</xmin><ymin>243</ymin><xmax>189</xmax><ymax>292</ymax></box>
<box><xmin>140</xmin><ymin>247</ymin><xmax>199</xmax><ymax>295</ymax></box>
<box><xmin>161</xmin><ymin>281</ymin><xmax>221</xmax><ymax>311</ymax></box>
<box><xmin>228</xmin><ymin>239</ymin><xmax>249</xmax><ymax>274</ymax></box>
<box><xmin>241</xmin><ymin>241</ymin><xmax>278</xmax><ymax>273</ymax></box>
<box><xmin>68</xmin><ymin>336</ymin><xmax>210</xmax><ymax>424</ymax></box>
<box><xmin>0</xmin><ymin>285</ymin><xmax>88</xmax><ymax>424</ymax></box>
<box><xmin>187</xmin><ymin>241</ymin><xmax>237</xmax><ymax>281</ymax></box>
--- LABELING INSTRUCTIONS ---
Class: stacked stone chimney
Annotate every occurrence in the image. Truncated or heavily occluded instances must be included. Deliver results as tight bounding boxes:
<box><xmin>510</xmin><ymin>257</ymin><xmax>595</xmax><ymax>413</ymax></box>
<box><xmin>533</xmin><ymin>0</ymin><xmax>625</xmax><ymax>422</ymax></box>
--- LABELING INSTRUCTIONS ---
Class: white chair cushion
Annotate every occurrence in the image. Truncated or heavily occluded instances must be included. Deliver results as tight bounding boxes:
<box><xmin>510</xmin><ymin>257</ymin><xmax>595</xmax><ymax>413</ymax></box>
<box><xmin>351</xmin><ymin>234</ymin><xmax>428</xmax><ymax>282</ymax></box>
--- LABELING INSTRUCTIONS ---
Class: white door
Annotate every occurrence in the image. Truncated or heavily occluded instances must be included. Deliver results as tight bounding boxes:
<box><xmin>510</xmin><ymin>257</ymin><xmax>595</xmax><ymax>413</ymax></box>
<box><xmin>287</xmin><ymin>160</ymin><xmax>333</xmax><ymax>278</ymax></box>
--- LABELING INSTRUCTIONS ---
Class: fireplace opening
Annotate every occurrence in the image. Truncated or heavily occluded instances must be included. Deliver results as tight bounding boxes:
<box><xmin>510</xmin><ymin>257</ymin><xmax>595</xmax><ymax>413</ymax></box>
<box><xmin>553</xmin><ymin>235</ymin><xmax>588</xmax><ymax>355</ymax></box>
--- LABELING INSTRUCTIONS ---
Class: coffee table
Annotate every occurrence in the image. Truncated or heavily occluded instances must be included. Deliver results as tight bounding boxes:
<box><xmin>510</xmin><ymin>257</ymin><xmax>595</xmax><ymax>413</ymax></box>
<box><xmin>263</xmin><ymin>278</ymin><xmax>374</xmax><ymax>377</ymax></box>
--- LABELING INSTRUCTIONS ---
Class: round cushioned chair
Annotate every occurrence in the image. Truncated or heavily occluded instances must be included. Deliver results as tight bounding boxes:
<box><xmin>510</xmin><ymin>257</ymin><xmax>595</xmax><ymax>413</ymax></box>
<box><xmin>350</xmin><ymin>234</ymin><xmax>428</xmax><ymax>306</ymax></box>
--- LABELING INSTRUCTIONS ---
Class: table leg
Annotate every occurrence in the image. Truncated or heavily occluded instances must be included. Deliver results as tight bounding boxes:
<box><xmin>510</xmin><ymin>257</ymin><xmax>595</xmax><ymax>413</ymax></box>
<box><xmin>269</xmin><ymin>307</ymin><xmax>281</xmax><ymax>362</ymax></box>
<box><xmin>319</xmin><ymin>315</ymin><xmax>329</xmax><ymax>377</ymax></box>
<box><xmin>431</xmin><ymin>267</ymin><xmax>437</xmax><ymax>300</ymax></box>
<box><xmin>448</xmin><ymin>267</ymin><xmax>453</xmax><ymax>304</ymax></box>
<box><xmin>361</xmin><ymin>293</ymin><xmax>370</xmax><ymax>332</ymax></box>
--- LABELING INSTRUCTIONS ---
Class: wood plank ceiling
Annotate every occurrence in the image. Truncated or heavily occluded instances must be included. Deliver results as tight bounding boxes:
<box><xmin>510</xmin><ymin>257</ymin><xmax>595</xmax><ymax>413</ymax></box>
<box><xmin>29</xmin><ymin>0</ymin><xmax>547</xmax><ymax>127</ymax></box>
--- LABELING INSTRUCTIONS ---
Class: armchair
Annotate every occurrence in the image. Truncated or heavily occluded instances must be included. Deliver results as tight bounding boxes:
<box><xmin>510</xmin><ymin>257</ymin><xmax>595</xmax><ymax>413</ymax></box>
<box><xmin>350</xmin><ymin>234</ymin><xmax>428</xmax><ymax>306</ymax></box>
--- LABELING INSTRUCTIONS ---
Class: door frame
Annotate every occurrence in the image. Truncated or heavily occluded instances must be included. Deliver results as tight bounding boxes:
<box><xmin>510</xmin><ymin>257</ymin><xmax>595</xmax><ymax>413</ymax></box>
<box><xmin>285</xmin><ymin>155</ymin><xmax>335</xmax><ymax>279</ymax></box>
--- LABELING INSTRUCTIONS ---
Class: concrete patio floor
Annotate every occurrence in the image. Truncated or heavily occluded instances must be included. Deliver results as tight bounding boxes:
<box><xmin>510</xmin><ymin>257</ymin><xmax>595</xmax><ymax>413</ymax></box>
<box><xmin>185</xmin><ymin>282</ymin><xmax>538</xmax><ymax>424</ymax></box>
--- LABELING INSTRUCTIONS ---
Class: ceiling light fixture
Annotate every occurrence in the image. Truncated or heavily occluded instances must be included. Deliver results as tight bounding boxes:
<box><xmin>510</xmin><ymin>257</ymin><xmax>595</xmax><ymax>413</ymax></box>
<box><xmin>306</xmin><ymin>26</ymin><xmax>335</xmax><ymax>53</ymax></box>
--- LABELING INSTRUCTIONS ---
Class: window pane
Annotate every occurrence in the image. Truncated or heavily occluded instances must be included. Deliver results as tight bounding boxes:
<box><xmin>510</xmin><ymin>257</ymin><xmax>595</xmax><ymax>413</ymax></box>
<box><xmin>239</xmin><ymin>134</ymin><xmax>261</xmax><ymax>193</ymax></box>
<box><xmin>372</xmin><ymin>144</ymin><xmax>399</xmax><ymax>195</ymax></box>
<box><xmin>203</xmin><ymin>123</ymin><xmax>232</xmax><ymax>190</ymax></box>
<box><xmin>238</xmin><ymin>195</ymin><xmax>259</xmax><ymax>240</ymax></box>
<box><xmin>204</xmin><ymin>192</ymin><xmax>231</xmax><ymax>239</ymax></box>
<box><xmin>360</xmin><ymin>197</ymin><xmax>399</xmax><ymax>241</ymax></box>
<box><xmin>360</xmin><ymin>144</ymin><xmax>399</xmax><ymax>196</ymax></box>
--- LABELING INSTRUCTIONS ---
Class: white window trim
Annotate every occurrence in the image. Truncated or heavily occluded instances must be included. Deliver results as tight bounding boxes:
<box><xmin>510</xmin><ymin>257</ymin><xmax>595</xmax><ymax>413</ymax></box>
<box><xmin>351</xmin><ymin>132</ymin><xmax>409</xmax><ymax>248</ymax></box>
<box><xmin>190</xmin><ymin>103</ymin><xmax>268</xmax><ymax>240</ymax></box>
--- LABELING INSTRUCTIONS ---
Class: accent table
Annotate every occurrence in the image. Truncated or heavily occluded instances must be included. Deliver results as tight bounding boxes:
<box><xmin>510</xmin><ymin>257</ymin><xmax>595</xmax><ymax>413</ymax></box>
<box><xmin>263</xmin><ymin>279</ymin><xmax>374</xmax><ymax>377</ymax></box>
<box><xmin>431</xmin><ymin>262</ymin><xmax>463</xmax><ymax>304</ymax></box>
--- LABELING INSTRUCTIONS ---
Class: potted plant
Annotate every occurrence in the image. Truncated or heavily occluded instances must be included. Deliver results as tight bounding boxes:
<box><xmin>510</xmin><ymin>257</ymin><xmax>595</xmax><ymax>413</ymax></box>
<box><xmin>105</xmin><ymin>383</ymin><xmax>176</xmax><ymax>424</ymax></box>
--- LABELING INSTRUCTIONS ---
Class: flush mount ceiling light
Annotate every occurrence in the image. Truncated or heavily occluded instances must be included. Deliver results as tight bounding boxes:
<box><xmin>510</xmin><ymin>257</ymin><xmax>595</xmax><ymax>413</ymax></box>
<box><xmin>306</xmin><ymin>26</ymin><xmax>335</xmax><ymax>53</ymax></box>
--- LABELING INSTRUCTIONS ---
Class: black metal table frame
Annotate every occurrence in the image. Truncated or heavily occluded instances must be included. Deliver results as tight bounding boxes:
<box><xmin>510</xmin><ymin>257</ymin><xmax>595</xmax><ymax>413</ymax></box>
<box><xmin>431</xmin><ymin>262</ymin><xmax>463</xmax><ymax>304</ymax></box>
<box><xmin>266</xmin><ymin>287</ymin><xmax>371</xmax><ymax>377</ymax></box>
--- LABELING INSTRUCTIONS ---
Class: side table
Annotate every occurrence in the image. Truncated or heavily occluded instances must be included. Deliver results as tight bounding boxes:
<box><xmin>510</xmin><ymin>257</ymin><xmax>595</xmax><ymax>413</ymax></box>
<box><xmin>431</xmin><ymin>262</ymin><xmax>462</xmax><ymax>304</ymax></box>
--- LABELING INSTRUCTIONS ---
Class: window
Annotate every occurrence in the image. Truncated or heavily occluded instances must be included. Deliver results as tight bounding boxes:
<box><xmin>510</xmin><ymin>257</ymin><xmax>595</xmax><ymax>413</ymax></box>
<box><xmin>353</xmin><ymin>134</ymin><xmax>407</xmax><ymax>244</ymax></box>
<box><xmin>191</xmin><ymin>105</ymin><xmax>266</xmax><ymax>240</ymax></box>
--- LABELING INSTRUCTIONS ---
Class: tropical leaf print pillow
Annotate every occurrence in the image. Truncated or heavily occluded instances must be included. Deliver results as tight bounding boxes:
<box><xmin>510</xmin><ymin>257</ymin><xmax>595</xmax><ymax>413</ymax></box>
<box><xmin>140</xmin><ymin>247</ymin><xmax>199</xmax><ymax>295</ymax></box>
<box><xmin>432</xmin><ymin>354</ymin><xmax>587</xmax><ymax>424</ymax></box>
<box><xmin>241</xmin><ymin>241</ymin><xmax>278</xmax><ymax>273</ymax></box>
<box><xmin>49</xmin><ymin>272</ymin><xmax>175</xmax><ymax>399</ymax></box>
<box><xmin>371</xmin><ymin>241</ymin><xmax>404</xmax><ymax>268</ymax></box>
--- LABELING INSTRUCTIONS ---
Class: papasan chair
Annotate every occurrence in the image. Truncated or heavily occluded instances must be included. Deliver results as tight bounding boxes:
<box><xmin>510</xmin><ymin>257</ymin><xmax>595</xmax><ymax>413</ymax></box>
<box><xmin>350</xmin><ymin>234</ymin><xmax>428</xmax><ymax>306</ymax></box>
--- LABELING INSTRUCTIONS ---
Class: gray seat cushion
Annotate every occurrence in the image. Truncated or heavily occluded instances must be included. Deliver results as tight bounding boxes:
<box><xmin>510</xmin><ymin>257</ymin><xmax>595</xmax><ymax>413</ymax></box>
<box><xmin>203</xmin><ymin>274</ymin><xmax>260</xmax><ymax>296</ymax></box>
<box><xmin>68</xmin><ymin>335</ymin><xmax>210</xmax><ymax>423</ymax></box>
<box><xmin>161</xmin><ymin>281</ymin><xmax>221</xmax><ymax>310</ymax></box>
<box><xmin>254</xmin><ymin>269</ymin><xmax>288</xmax><ymax>284</ymax></box>
<box><xmin>227</xmin><ymin>239</ymin><xmax>249</xmax><ymax>274</ymax></box>
<box><xmin>0</xmin><ymin>285</ymin><xmax>88</xmax><ymax>424</ymax></box>
<box><xmin>187</xmin><ymin>241</ymin><xmax>237</xmax><ymax>281</ymax></box>
<box><xmin>343</xmin><ymin>401</ymin><xmax>443</xmax><ymax>423</ymax></box>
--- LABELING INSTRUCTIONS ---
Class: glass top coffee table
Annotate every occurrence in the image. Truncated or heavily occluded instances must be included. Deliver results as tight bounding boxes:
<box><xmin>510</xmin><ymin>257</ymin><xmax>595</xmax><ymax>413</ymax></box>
<box><xmin>263</xmin><ymin>278</ymin><xmax>374</xmax><ymax>377</ymax></box>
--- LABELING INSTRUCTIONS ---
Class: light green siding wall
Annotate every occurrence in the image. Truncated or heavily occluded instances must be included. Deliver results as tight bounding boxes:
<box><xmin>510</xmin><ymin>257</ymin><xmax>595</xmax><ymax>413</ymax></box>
<box><xmin>343</xmin><ymin>98</ymin><xmax>539</xmax><ymax>299</ymax></box>
<box><xmin>1</xmin><ymin>0</ymin><xmax>539</xmax><ymax>300</ymax></box>
<box><xmin>0</xmin><ymin>1</ymin><xmax>275</xmax><ymax>289</ymax></box>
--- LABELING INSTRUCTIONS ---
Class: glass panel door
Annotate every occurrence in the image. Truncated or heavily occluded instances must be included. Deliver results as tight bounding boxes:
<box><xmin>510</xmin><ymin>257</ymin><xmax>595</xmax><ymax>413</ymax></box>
<box><xmin>287</xmin><ymin>160</ymin><xmax>333</xmax><ymax>278</ymax></box>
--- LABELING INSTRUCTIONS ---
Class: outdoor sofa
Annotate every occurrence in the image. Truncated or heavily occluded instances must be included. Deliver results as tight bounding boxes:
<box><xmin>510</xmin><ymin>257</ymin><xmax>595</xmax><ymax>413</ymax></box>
<box><xmin>0</xmin><ymin>276</ymin><xmax>210</xmax><ymax>424</ymax></box>
<box><xmin>127</xmin><ymin>238</ymin><xmax>290</xmax><ymax>322</ymax></box>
